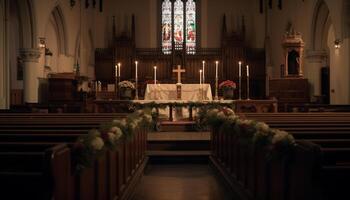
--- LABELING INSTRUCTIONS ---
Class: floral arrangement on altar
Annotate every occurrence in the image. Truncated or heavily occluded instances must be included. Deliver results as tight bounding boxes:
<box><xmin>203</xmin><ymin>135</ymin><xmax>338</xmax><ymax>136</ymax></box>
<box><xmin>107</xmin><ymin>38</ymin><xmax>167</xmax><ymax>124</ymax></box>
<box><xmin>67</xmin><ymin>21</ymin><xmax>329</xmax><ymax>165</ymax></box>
<box><xmin>118</xmin><ymin>80</ymin><xmax>135</xmax><ymax>89</ymax></box>
<box><xmin>219</xmin><ymin>80</ymin><xmax>236</xmax><ymax>91</ymax></box>
<box><xmin>72</xmin><ymin>108</ymin><xmax>153</xmax><ymax>171</ymax></box>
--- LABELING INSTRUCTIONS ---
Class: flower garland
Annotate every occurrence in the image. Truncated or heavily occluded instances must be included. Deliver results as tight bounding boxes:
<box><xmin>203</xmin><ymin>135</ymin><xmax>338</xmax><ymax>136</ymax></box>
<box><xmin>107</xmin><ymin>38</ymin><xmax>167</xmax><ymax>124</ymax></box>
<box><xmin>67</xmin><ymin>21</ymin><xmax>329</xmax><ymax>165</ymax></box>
<box><xmin>200</xmin><ymin>107</ymin><xmax>296</xmax><ymax>158</ymax></box>
<box><xmin>72</xmin><ymin>108</ymin><xmax>153</xmax><ymax>171</ymax></box>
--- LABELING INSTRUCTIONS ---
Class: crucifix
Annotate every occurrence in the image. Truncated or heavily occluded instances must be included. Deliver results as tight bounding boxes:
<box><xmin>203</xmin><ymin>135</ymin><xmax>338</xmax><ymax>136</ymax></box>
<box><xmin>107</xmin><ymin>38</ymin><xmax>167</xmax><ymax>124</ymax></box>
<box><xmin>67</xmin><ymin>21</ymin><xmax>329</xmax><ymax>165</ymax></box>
<box><xmin>172</xmin><ymin>65</ymin><xmax>186</xmax><ymax>84</ymax></box>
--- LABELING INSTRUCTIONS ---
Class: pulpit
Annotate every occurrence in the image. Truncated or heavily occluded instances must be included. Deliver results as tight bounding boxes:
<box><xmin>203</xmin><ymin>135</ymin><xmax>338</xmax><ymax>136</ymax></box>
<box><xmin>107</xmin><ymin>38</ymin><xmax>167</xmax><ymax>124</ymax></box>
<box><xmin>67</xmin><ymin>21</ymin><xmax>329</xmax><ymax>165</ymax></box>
<box><xmin>48</xmin><ymin>73</ymin><xmax>78</xmax><ymax>102</ymax></box>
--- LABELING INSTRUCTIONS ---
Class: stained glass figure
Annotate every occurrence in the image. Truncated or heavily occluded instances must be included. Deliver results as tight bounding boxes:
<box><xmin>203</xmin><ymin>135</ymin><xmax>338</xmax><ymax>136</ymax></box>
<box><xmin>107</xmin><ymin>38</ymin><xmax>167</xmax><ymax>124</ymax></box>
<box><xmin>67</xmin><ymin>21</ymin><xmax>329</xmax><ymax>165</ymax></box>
<box><xmin>186</xmin><ymin>0</ymin><xmax>196</xmax><ymax>54</ymax></box>
<box><xmin>162</xmin><ymin>0</ymin><xmax>172</xmax><ymax>54</ymax></box>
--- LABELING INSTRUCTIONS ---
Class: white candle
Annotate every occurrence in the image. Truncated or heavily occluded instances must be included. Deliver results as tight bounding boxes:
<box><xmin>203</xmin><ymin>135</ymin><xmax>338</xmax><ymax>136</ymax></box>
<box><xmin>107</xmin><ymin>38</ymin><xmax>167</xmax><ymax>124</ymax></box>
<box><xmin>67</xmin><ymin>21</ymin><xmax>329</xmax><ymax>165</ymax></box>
<box><xmin>135</xmin><ymin>61</ymin><xmax>138</xmax><ymax>79</ymax></box>
<box><xmin>115</xmin><ymin>65</ymin><xmax>118</xmax><ymax>77</ymax></box>
<box><xmin>199</xmin><ymin>70</ymin><xmax>202</xmax><ymax>85</ymax></box>
<box><xmin>118</xmin><ymin>63</ymin><xmax>121</xmax><ymax>77</ymax></box>
<box><xmin>202</xmin><ymin>60</ymin><xmax>205</xmax><ymax>84</ymax></box>
<box><xmin>154</xmin><ymin>66</ymin><xmax>157</xmax><ymax>85</ymax></box>
<box><xmin>246</xmin><ymin>65</ymin><xmax>249</xmax><ymax>76</ymax></box>
<box><xmin>215</xmin><ymin>61</ymin><xmax>219</xmax><ymax>79</ymax></box>
<box><xmin>239</xmin><ymin>61</ymin><xmax>242</xmax><ymax>77</ymax></box>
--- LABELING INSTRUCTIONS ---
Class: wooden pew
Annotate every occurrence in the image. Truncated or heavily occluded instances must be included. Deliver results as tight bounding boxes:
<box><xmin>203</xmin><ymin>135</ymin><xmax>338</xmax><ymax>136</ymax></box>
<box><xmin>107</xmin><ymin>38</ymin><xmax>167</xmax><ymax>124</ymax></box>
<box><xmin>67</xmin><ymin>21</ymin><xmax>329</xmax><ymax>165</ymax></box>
<box><xmin>0</xmin><ymin>143</ymin><xmax>71</xmax><ymax>200</ymax></box>
<box><xmin>0</xmin><ymin>113</ymin><xmax>148</xmax><ymax>200</ymax></box>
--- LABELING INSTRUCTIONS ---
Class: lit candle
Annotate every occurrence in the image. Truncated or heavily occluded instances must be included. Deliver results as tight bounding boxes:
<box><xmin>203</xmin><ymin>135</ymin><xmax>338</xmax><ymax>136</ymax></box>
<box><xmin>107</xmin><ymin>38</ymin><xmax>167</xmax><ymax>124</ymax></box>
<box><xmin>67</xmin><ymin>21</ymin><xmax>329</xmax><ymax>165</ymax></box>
<box><xmin>215</xmin><ymin>61</ymin><xmax>219</xmax><ymax>79</ymax></box>
<box><xmin>118</xmin><ymin>63</ymin><xmax>121</xmax><ymax>77</ymax></box>
<box><xmin>98</xmin><ymin>81</ymin><xmax>102</xmax><ymax>92</ymax></box>
<box><xmin>199</xmin><ymin>69</ymin><xmax>202</xmax><ymax>85</ymax></box>
<box><xmin>135</xmin><ymin>61</ymin><xmax>138</xmax><ymax>79</ymax></box>
<box><xmin>238</xmin><ymin>61</ymin><xmax>242</xmax><ymax>77</ymax></box>
<box><xmin>246</xmin><ymin>65</ymin><xmax>249</xmax><ymax>77</ymax></box>
<box><xmin>202</xmin><ymin>60</ymin><xmax>205</xmax><ymax>84</ymax></box>
<box><xmin>115</xmin><ymin>65</ymin><xmax>118</xmax><ymax>77</ymax></box>
<box><xmin>154</xmin><ymin>66</ymin><xmax>157</xmax><ymax>85</ymax></box>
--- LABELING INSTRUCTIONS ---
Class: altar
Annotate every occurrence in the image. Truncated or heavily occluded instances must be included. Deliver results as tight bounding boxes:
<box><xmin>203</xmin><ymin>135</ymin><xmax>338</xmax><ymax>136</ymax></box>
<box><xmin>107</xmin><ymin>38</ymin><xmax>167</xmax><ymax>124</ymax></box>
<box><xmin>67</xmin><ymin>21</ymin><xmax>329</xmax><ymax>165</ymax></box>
<box><xmin>144</xmin><ymin>84</ymin><xmax>212</xmax><ymax>101</ymax></box>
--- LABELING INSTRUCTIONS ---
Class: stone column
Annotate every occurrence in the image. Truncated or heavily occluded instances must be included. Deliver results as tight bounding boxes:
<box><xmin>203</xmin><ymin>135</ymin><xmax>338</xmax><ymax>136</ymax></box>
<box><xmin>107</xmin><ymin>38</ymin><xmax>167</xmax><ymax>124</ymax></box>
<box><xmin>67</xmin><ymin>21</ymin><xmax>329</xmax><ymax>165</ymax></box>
<box><xmin>306</xmin><ymin>50</ymin><xmax>328</xmax><ymax>97</ymax></box>
<box><xmin>20</xmin><ymin>48</ymin><xmax>41</xmax><ymax>103</ymax></box>
<box><xmin>0</xmin><ymin>0</ymin><xmax>10</xmax><ymax>109</ymax></box>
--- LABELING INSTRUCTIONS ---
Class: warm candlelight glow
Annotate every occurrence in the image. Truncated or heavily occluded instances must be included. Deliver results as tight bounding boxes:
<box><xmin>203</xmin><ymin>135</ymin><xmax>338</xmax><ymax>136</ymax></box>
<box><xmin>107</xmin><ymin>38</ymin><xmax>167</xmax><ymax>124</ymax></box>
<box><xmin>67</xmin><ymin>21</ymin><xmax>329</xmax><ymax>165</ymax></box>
<box><xmin>202</xmin><ymin>61</ymin><xmax>205</xmax><ymax>84</ymax></box>
<box><xmin>117</xmin><ymin>63</ymin><xmax>121</xmax><ymax>77</ymax></box>
<box><xmin>238</xmin><ymin>61</ymin><xmax>242</xmax><ymax>77</ymax></box>
<box><xmin>154</xmin><ymin>66</ymin><xmax>157</xmax><ymax>85</ymax></box>
<box><xmin>215</xmin><ymin>61</ymin><xmax>219</xmax><ymax>79</ymax></box>
<box><xmin>135</xmin><ymin>61</ymin><xmax>138</xmax><ymax>78</ymax></box>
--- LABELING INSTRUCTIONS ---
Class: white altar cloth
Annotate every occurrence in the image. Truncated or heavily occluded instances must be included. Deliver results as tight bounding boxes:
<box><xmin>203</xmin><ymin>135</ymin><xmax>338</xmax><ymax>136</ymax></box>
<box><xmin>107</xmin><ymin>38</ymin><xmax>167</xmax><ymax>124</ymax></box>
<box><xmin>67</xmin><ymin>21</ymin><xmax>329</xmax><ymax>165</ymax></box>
<box><xmin>144</xmin><ymin>84</ymin><xmax>212</xmax><ymax>120</ymax></box>
<box><xmin>144</xmin><ymin>84</ymin><xmax>212</xmax><ymax>101</ymax></box>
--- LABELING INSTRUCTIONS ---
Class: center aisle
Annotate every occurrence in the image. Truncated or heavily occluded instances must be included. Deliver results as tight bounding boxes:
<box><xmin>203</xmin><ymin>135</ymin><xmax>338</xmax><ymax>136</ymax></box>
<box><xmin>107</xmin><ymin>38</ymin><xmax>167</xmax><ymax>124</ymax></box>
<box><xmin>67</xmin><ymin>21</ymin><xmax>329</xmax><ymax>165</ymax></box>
<box><xmin>132</xmin><ymin>163</ymin><xmax>234</xmax><ymax>200</ymax></box>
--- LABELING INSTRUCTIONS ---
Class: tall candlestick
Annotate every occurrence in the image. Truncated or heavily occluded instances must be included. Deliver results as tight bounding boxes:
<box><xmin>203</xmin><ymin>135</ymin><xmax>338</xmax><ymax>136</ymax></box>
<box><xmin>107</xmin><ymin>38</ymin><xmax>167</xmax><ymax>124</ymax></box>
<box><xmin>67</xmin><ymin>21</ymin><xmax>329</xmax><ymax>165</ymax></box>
<box><xmin>215</xmin><ymin>61</ymin><xmax>219</xmax><ymax>79</ymax></box>
<box><xmin>246</xmin><ymin>65</ymin><xmax>250</xmax><ymax>100</ymax></box>
<box><xmin>118</xmin><ymin>63</ymin><xmax>121</xmax><ymax>77</ymax></box>
<box><xmin>239</xmin><ymin>61</ymin><xmax>242</xmax><ymax>77</ymax></box>
<box><xmin>135</xmin><ymin>61</ymin><xmax>138</xmax><ymax>100</ymax></box>
<box><xmin>239</xmin><ymin>61</ymin><xmax>242</xmax><ymax>100</ymax></box>
<box><xmin>154</xmin><ymin>66</ymin><xmax>157</xmax><ymax>85</ymax></box>
<box><xmin>200</xmin><ymin>69</ymin><xmax>203</xmax><ymax>100</ymax></box>
<box><xmin>202</xmin><ymin>60</ymin><xmax>205</xmax><ymax>84</ymax></box>
<box><xmin>215</xmin><ymin>61</ymin><xmax>219</xmax><ymax>100</ymax></box>
<box><xmin>115</xmin><ymin>65</ymin><xmax>118</xmax><ymax>77</ymax></box>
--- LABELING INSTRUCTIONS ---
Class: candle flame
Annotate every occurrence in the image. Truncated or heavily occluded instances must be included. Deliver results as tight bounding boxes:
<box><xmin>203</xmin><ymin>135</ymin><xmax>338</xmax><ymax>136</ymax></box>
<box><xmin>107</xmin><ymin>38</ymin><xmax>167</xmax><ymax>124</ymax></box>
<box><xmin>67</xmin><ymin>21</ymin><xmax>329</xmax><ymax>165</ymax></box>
<box><xmin>239</xmin><ymin>61</ymin><xmax>242</xmax><ymax>65</ymax></box>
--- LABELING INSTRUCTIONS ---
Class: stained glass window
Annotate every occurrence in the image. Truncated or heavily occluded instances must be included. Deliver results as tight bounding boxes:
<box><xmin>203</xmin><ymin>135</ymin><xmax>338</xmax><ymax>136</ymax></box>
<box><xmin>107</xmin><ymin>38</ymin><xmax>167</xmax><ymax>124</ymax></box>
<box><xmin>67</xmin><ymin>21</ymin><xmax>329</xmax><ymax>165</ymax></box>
<box><xmin>161</xmin><ymin>0</ymin><xmax>196</xmax><ymax>54</ymax></box>
<box><xmin>186</xmin><ymin>0</ymin><xmax>196</xmax><ymax>54</ymax></box>
<box><xmin>161</xmin><ymin>0</ymin><xmax>172</xmax><ymax>54</ymax></box>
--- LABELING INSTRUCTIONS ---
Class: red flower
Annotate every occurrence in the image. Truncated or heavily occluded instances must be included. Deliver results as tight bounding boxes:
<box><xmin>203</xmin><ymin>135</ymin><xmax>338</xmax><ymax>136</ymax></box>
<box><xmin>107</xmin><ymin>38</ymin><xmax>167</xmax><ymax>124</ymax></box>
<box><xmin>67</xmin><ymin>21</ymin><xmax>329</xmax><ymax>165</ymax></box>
<box><xmin>219</xmin><ymin>80</ymin><xmax>236</xmax><ymax>90</ymax></box>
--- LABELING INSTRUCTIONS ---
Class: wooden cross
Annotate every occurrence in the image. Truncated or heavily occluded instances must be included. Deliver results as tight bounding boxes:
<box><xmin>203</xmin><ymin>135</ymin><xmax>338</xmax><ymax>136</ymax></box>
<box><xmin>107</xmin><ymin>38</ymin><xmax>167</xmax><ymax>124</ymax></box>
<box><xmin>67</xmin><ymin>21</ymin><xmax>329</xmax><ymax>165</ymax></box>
<box><xmin>172</xmin><ymin>65</ymin><xmax>186</xmax><ymax>84</ymax></box>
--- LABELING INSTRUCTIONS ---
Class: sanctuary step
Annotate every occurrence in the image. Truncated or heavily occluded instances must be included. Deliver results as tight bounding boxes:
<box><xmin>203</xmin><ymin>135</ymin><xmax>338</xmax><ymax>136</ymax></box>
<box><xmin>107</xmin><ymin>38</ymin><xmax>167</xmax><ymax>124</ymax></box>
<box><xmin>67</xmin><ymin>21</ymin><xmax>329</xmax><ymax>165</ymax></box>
<box><xmin>147</xmin><ymin>131</ymin><xmax>211</xmax><ymax>157</ymax></box>
<box><xmin>158</xmin><ymin>121</ymin><xmax>197</xmax><ymax>132</ymax></box>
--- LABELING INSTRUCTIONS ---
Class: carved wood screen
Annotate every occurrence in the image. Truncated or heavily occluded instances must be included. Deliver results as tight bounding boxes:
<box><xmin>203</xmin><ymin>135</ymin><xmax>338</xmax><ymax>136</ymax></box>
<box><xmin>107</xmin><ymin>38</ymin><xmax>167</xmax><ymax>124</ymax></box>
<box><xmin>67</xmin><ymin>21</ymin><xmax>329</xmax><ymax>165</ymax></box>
<box><xmin>95</xmin><ymin>16</ymin><xmax>266</xmax><ymax>99</ymax></box>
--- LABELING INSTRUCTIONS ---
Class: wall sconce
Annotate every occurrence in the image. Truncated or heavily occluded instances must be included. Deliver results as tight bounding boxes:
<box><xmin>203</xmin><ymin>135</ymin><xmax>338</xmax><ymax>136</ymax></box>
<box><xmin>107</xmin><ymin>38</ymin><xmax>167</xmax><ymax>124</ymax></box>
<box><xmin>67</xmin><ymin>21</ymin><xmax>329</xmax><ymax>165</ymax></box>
<box><xmin>334</xmin><ymin>39</ymin><xmax>341</xmax><ymax>49</ymax></box>
<box><xmin>39</xmin><ymin>37</ymin><xmax>46</xmax><ymax>48</ymax></box>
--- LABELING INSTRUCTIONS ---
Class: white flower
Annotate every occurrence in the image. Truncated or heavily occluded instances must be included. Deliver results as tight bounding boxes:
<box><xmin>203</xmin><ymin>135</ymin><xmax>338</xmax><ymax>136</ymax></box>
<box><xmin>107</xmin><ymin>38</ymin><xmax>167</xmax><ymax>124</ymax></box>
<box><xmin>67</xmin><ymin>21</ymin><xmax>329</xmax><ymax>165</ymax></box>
<box><xmin>135</xmin><ymin>110</ymin><xmax>144</xmax><ymax>116</ymax></box>
<box><xmin>223</xmin><ymin>107</ymin><xmax>235</xmax><ymax>116</ymax></box>
<box><xmin>109</xmin><ymin>126</ymin><xmax>123</xmax><ymax>139</ymax></box>
<box><xmin>128</xmin><ymin>121</ymin><xmax>137</xmax><ymax>132</ymax></box>
<box><xmin>107</xmin><ymin>132</ymin><xmax>117</xmax><ymax>142</ymax></box>
<box><xmin>226</xmin><ymin>115</ymin><xmax>238</xmax><ymax>124</ymax></box>
<box><xmin>271</xmin><ymin>130</ymin><xmax>289</xmax><ymax>145</ymax></box>
<box><xmin>255</xmin><ymin>122</ymin><xmax>270</xmax><ymax>136</ymax></box>
<box><xmin>217</xmin><ymin>111</ymin><xmax>226</xmax><ymax>120</ymax></box>
<box><xmin>91</xmin><ymin>137</ymin><xmax>104</xmax><ymax>150</ymax></box>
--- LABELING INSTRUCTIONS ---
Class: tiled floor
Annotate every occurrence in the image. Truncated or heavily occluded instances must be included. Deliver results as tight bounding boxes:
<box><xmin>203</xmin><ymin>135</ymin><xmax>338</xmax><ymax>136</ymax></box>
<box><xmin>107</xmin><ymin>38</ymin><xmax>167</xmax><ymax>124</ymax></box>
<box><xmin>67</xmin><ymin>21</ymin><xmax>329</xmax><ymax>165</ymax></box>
<box><xmin>132</xmin><ymin>164</ymin><xmax>234</xmax><ymax>200</ymax></box>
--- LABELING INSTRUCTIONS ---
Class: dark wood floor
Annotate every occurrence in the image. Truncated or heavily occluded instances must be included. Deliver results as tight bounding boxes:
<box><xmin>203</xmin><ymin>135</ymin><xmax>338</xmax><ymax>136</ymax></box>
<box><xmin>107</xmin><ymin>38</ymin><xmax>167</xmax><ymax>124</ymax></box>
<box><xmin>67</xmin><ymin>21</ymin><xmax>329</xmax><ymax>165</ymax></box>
<box><xmin>132</xmin><ymin>163</ymin><xmax>234</xmax><ymax>200</ymax></box>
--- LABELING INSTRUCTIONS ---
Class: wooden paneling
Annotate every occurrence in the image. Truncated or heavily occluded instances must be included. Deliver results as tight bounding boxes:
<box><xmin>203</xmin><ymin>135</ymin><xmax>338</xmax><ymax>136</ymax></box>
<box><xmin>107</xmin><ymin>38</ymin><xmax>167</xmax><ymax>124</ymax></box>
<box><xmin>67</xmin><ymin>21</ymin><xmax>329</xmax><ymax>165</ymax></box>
<box><xmin>95</xmin><ymin>32</ymin><xmax>266</xmax><ymax>99</ymax></box>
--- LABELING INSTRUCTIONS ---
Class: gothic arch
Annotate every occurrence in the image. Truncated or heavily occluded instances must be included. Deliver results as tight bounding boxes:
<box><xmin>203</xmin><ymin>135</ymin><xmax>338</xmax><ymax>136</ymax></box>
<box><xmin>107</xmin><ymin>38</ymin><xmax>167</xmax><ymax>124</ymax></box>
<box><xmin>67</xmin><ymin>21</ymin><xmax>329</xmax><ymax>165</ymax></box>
<box><xmin>310</xmin><ymin>0</ymin><xmax>332</xmax><ymax>51</ymax></box>
<box><xmin>16</xmin><ymin>0</ymin><xmax>37</xmax><ymax>48</ymax></box>
<box><xmin>50</xmin><ymin>5</ymin><xmax>68</xmax><ymax>55</ymax></box>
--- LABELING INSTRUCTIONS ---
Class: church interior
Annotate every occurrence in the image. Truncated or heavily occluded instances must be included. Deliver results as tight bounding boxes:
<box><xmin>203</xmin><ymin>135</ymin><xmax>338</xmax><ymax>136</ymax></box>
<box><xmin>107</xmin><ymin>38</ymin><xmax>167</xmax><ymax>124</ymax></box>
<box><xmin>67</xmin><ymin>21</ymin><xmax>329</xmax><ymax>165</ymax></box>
<box><xmin>0</xmin><ymin>0</ymin><xmax>350</xmax><ymax>199</ymax></box>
